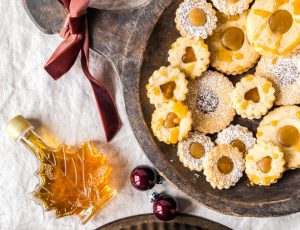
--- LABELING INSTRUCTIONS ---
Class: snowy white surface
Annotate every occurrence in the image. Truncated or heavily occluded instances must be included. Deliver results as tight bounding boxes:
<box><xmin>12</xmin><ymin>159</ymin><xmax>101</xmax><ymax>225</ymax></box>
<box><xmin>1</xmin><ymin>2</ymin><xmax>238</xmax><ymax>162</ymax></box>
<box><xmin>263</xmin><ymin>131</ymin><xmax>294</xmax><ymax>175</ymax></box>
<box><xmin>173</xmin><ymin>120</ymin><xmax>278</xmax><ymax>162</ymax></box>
<box><xmin>0</xmin><ymin>0</ymin><xmax>300</xmax><ymax>229</ymax></box>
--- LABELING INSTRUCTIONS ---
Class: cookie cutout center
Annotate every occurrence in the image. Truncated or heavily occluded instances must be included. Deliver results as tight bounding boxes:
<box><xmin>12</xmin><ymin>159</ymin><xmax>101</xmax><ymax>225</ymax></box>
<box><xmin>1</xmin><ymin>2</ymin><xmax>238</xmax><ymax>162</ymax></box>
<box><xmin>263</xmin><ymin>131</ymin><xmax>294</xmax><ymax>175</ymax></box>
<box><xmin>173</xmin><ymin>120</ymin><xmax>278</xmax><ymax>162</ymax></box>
<box><xmin>188</xmin><ymin>8</ymin><xmax>207</xmax><ymax>27</ymax></box>
<box><xmin>257</xmin><ymin>156</ymin><xmax>272</xmax><ymax>173</ymax></box>
<box><xmin>196</xmin><ymin>91</ymin><xmax>219</xmax><ymax>114</ymax></box>
<box><xmin>221</xmin><ymin>27</ymin><xmax>244</xmax><ymax>51</ymax></box>
<box><xmin>269</xmin><ymin>10</ymin><xmax>293</xmax><ymax>34</ymax></box>
<box><xmin>229</xmin><ymin>0</ymin><xmax>239</xmax><ymax>2</ymax></box>
<box><xmin>164</xmin><ymin>112</ymin><xmax>181</xmax><ymax>128</ymax></box>
<box><xmin>277</xmin><ymin>125</ymin><xmax>299</xmax><ymax>147</ymax></box>
<box><xmin>217</xmin><ymin>156</ymin><xmax>234</xmax><ymax>174</ymax></box>
<box><xmin>244</xmin><ymin>87</ymin><xmax>260</xmax><ymax>103</ymax></box>
<box><xmin>160</xmin><ymin>81</ymin><xmax>176</xmax><ymax>99</ymax></box>
<box><xmin>231</xmin><ymin>139</ymin><xmax>246</xmax><ymax>153</ymax></box>
<box><xmin>189</xmin><ymin>142</ymin><xmax>205</xmax><ymax>159</ymax></box>
<box><xmin>182</xmin><ymin>46</ymin><xmax>197</xmax><ymax>63</ymax></box>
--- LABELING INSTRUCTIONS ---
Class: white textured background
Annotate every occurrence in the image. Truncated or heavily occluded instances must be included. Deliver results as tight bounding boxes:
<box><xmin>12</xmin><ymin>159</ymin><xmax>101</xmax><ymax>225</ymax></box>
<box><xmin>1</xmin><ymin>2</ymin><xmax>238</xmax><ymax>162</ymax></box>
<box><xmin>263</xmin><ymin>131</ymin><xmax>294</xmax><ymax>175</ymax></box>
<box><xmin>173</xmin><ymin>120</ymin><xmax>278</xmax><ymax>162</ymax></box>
<box><xmin>1</xmin><ymin>0</ymin><xmax>300</xmax><ymax>229</ymax></box>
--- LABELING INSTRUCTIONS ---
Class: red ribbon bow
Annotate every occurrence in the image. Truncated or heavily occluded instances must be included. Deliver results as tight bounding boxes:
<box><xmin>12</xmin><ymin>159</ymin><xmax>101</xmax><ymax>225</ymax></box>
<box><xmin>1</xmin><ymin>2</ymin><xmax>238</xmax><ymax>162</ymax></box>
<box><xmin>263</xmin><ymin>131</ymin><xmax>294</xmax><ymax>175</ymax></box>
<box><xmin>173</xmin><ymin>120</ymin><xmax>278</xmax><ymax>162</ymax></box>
<box><xmin>44</xmin><ymin>0</ymin><xmax>120</xmax><ymax>141</ymax></box>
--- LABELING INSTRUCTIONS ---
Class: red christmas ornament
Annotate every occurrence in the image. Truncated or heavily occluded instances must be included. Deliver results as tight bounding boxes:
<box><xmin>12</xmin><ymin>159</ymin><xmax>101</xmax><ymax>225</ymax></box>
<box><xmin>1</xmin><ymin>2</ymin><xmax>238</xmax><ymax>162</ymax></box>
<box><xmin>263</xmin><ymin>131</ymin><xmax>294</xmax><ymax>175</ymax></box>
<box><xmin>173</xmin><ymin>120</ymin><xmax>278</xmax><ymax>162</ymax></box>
<box><xmin>152</xmin><ymin>193</ymin><xmax>178</xmax><ymax>221</ymax></box>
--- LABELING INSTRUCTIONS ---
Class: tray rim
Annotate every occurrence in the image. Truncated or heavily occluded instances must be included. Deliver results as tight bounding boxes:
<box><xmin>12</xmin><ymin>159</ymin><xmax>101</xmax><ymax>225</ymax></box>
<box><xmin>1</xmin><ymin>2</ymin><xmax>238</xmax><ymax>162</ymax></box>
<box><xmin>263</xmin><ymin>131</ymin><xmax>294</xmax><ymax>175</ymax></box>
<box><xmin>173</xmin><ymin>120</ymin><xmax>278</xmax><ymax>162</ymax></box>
<box><xmin>121</xmin><ymin>0</ymin><xmax>300</xmax><ymax>217</ymax></box>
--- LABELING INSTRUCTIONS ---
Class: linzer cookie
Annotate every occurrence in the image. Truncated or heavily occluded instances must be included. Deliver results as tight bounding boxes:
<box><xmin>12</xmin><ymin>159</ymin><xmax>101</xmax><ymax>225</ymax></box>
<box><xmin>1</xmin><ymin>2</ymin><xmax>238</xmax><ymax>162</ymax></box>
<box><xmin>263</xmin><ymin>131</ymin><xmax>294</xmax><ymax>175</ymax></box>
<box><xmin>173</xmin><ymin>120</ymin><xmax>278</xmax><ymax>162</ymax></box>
<box><xmin>256</xmin><ymin>53</ymin><xmax>300</xmax><ymax>106</ymax></box>
<box><xmin>207</xmin><ymin>12</ymin><xmax>260</xmax><ymax>75</ymax></box>
<box><xmin>203</xmin><ymin>144</ymin><xmax>245</xmax><ymax>190</ymax></box>
<box><xmin>168</xmin><ymin>37</ymin><xmax>210</xmax><ymax>79</ymax></box>
<box><xmin>211</xmin><ymin>0</ymin><xmax>253</xmax><ymax>16</ymax></box>
<box><xmin>177</xmin><ymin>132</ymin><xmax>214</xmax><ymax>172</ymax></box>
<box><xmin>257</xmin><ymin>106</ymin><xmax>300</xmax><ymax>169</ymax></box>
<box><xmin>216</xmin><ymin>125</ymin><xmax>256</xmax><ymax>154</ymax></box>
<box><xmin>186</xmin><ymin>71</ymin><xmax>235</xmax><ymax>134</ymax></box>
<box><xmin>146</xmin><ymin>66</ymin><xmax>188</xmax><ymax>107</ymax></box>
<box><xmin>151</xmin><ymin>101</ymin><xmax>192</xmax><ymax>144</ymax></box>
<box><xmin>231</xmin><ymin>75</ymin><xmax>275</xmax><ymax>119</ymax></box>
<box><xmin>246</xmin><ymin>0</ymin><xmax>300</xmax><ymax>57</ymax></box>
<box><xmin>175</xmin><ymin>0</ymin><xmax>217</xmax><ymax>39</ymax></box>
<box><xmin>245</xmin><ymin>142</ymin><xmax>285</xmax><ymax>186</ymax></box>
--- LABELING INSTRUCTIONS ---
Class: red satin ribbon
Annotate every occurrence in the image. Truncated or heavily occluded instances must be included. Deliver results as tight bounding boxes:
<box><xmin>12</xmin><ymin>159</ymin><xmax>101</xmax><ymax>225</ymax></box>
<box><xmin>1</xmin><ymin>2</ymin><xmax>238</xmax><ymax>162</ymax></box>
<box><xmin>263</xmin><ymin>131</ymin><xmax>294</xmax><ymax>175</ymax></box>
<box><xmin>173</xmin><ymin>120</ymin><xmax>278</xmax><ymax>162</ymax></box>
<box><xmin>45</xmin><ymin>0</ymin><xmax>121</xmax><ymax>141</ymax></box>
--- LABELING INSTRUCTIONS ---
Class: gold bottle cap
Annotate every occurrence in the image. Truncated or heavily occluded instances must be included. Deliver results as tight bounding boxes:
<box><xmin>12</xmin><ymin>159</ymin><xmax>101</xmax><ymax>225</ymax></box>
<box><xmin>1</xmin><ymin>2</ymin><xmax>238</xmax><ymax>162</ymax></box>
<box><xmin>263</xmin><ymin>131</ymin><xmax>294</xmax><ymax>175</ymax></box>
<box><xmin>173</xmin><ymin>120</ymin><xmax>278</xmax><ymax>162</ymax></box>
<box><xmin>5</xmin><ymin>115</ymin><xmax>33</xmax><ymax>142</ymax></box>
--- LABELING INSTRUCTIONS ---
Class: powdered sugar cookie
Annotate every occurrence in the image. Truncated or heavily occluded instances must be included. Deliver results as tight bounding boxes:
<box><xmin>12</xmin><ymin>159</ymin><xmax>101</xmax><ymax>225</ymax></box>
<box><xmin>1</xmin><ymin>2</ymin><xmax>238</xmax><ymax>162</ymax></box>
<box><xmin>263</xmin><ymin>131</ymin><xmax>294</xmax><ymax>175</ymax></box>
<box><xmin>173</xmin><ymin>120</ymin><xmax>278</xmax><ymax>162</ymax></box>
<box><xmin>211</xmin><ymin>0</ymin><xmax>253</xmax><ymax>16</ymax></box>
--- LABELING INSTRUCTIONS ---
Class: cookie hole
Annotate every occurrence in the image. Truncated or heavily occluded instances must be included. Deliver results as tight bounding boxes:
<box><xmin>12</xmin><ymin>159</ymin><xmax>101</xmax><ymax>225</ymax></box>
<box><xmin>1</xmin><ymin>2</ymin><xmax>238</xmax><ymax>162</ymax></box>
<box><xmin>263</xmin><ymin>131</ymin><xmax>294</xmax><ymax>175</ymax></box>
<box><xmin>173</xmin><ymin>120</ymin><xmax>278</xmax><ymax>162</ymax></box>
<box><xmin>189</xmin><ymin>142</ymin><xmax>205</xmax><ymax>159</ymax></box>
<box><xmin>188</xmin><ymin>8</ymin><xmax>207</xmax><ymax>26</ymax></box>
<box><xmin>244</xmin><ymin>87</ymin><xmax>260</xmax><ymax>103</ymax></box>
<box><xmin>164</xmin><ymin>112</ymin><xmax>181</xmax><ymax>128</ymax></box>
<box><xmin>269</xmin><ymin>10</ymin><xmax>293</xmax><ymax>34</ymax></box>
<box><xmin>217</xmin><ymin>156</ymin><xmax>234</xmax><ymax>174</ymax></box>
<box><xmin>257</xmin><ymin>156</ymin><xmax>272</xmax><ymax>173</ymax></box>
<box><xmin>277</xmin><ymin>125</ymin><xmax>299</xmax><ymax>147</ymax></box>
<box><xmin>160</xmin><ymin>81</ymin><xmax>176</xmax><ymax>99</ymax></box>
<box><xmin>182</xmin><ymin>46</ymin><xmax>197</xmax><ymax>63</ymax></box>
<box><xmin>196</xmin><ymin>90</ymin><xmax>219</xmax><ymax>114</ymax></box>
<box><xmin>231</xmin><ymin>139</ymin><xmax>246</xmax><ymax>153</ymax></box>
<box><xmin>221</xmin><ymin>27</ymin><xmax>244</xmax><ymax>51</ymax></box>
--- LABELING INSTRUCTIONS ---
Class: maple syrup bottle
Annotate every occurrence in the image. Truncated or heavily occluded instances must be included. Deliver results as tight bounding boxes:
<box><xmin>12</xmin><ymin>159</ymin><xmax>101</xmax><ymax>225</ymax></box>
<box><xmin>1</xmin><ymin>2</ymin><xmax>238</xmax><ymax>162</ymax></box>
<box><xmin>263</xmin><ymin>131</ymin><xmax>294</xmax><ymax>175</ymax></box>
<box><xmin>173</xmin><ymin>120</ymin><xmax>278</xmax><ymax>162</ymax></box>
<box><xmin>5</xmin><ymin>115</ymin><xmax>116</xmax><ymax>224</ymax></box>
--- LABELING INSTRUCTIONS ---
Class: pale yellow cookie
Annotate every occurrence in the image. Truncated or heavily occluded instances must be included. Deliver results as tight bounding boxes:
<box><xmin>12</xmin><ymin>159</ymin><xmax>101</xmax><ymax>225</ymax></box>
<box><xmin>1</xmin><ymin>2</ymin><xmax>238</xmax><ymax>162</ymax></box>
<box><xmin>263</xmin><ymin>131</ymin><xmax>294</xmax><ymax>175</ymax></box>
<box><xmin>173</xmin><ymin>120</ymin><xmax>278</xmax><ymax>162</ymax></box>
<box><xmin>203</xmin><ymin>144</ymin><xmax>245</xmax><ymax>190</ymax></box>
<box><xmin>256</xmin><ymin>53</ymin><xmax>300</xmax><ymax>106</ymax></box>
<box><xmin>216</xmin><ymin>125</ymin><xmax>256</xmax><ymax>154</ymax></box>
<box><xmin>146</xmin><ymin>66</ymin><xmax>188</xmax><ymax>107</ymax></box>
<box><xmin>245</xmin><ymin>142</ymin><xmax>285</xmax><ymax>186</ymax></box>
<box><xmin>231</xmin><ymin>75</ymin><xmax>275</xmax><ymax>119</ymax></box>
<box><xmin>186</xmin><ymin>71</ymin><xmax>236</xmax><ymax>134</ymax></box>
<box><xmin>177</xmin><ymin>132</ymin><xmax>214</xmax><ymax>172</ymax></box>
<box><xmin>168</xmin><ymin>37</ymin><xmax>210</xmax><ymax>79</ymax></box>
<box><xmin>151</xmin><ymin>101</ymin><xmax>192</xmax><ymax>144</ymax></box>
<box><xmin>207</xmin><ymin>12</ymin><xmax>260</xmax><ymax>75</ymax></box>
<box><xmin>257</xmin><ymin>106</ymin><xmax>300</xmax><ymax>169</ymax></box>
<box><xmin>211</xmin><ymin>0</ymin><xmax>253</xmax><ymax>16</ymax></box>
<box><xmin>175</xmin><ymin>0</ymin><xmax>217</xmax><ymax>39</ymax></box>
<box><xmin>246</xmin><ymin>0</ymin><xmax>300</xmax><ymax>57</ymax></box>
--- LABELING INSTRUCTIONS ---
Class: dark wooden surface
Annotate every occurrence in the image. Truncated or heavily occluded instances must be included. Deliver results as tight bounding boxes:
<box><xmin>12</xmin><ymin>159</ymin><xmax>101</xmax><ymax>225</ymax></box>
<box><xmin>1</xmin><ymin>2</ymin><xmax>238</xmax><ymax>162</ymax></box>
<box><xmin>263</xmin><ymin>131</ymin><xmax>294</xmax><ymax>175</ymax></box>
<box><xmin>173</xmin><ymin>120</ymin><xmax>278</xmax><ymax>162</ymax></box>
<box><xmin>97</xmin><ymin>213</ymin><xmax>231</xmax><ymax>230</ymax></box>
<box><xmin>23</xmin><ymin>0</ymin><xmax>300</xmax><ymax>217</ymax></box>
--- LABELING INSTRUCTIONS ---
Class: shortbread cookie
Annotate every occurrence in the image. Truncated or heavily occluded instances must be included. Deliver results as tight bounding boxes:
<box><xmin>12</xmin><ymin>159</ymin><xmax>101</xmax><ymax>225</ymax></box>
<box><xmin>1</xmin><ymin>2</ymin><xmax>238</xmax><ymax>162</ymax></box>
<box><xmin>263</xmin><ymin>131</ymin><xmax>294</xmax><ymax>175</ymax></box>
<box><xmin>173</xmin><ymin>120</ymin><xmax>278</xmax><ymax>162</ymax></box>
<box><xmin>231</xmin><ymin>75</ymin><xmax>275</xmax><ymax>119</ymax></box>
<box><xmin>211</xmin><ymin>0</ymin><xmax>253</xmax><ymax>16</ymax></box>
<box><xmin>146</xmin><ymin>66</ymin><xmax>188</xmax><ymax>107</ymax></box>
<box><xmin>245</xmin><ymin>142</ymin><xmax>285</xmax><ymax>186</ymax></box>
<box><xmin>175</xmin><ymin>0</ymin><xmax>217</xmax><ymax>39</ymax></box>
<box><xmin>207</xmin><ymin>12</ymin><xmax>260</xmax><ymax>75</ymax></box>
<box><xmin>247</xmin><ymin>0</ymin><xmax>300</xmax><ymax>57</ymax></box>
<box><xmin>257</xmin><ymin>106</ymin><xmax>300</xmax><ymax>169</ymax></box>
<box><xmin>151</xmin><ymin>101</ymin><xmax>192</xmax><ymax>144</ymax></box>
<box><xmin>177</xmin><ymin>132</ymin><xmax>215</xmax><ymax>172</ymax></box>
<box><xmin>168</xmin><ymin>37</ymin><xmax>210</xmax><ymax>79</ymax></box>
<box><xmin>216</xmin><ymin>125</ymin><xmax>256</xmax><ymax>154</ymax></box>
<box><xmin>186</xmin><ymin>71</ymin><xmax>235</xmax><ymax>134</ymax></box>
<box><xmin>203</xmin><ymin>144</ymin><xmax>245</xmax><ymax>189</ymax></box>
<box><xmin>256</xmin><ymin>53</ymin><xmax>300</xmax><ymax>105</ymax></box>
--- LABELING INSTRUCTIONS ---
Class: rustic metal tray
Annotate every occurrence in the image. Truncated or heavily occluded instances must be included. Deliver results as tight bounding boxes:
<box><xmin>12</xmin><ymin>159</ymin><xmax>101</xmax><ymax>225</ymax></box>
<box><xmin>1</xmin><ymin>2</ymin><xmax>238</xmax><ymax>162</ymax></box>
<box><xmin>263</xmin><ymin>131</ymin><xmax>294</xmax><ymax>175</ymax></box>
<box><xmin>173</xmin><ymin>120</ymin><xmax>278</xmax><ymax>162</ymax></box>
<box><xmin>24</xmin><ymin>0</ymin><xmax>300</xmax><ymax>217</ymax></box>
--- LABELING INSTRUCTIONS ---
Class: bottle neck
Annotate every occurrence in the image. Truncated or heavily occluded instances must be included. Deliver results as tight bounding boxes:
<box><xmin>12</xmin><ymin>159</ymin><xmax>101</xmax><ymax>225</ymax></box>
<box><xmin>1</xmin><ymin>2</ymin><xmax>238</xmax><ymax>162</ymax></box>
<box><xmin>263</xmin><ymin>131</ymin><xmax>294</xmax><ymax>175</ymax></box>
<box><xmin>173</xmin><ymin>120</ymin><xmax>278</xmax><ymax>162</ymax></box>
<box><xmin>19</xmin><ymin>129</ymin><xmax>50</xmax><ymax>160</ymax></box>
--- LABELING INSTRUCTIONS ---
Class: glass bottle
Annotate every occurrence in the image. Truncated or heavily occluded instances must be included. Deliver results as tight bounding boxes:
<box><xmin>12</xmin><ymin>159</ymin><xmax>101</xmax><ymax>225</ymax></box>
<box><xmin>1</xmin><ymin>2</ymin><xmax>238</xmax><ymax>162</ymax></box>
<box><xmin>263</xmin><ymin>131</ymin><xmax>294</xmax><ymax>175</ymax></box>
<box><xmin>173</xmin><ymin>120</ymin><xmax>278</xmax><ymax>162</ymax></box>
<box><xmin>5</xmin><ymin>115</ymin><xmax>116</xmax><ymax>224</ymax></box>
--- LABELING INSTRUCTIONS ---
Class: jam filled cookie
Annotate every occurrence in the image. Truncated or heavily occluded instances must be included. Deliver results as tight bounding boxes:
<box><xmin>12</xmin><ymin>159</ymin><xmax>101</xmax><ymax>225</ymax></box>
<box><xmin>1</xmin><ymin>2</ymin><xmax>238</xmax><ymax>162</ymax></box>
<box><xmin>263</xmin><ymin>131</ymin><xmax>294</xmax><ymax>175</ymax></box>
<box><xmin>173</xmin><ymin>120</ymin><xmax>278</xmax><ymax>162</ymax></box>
<box><xmin>151</xmin><ymin>101</ymin><xmax>192</xmax><ymax>144</ymax></box>
<box><xmin>247</xmin><ymin>0</ymin><xmax>300</xmax><ymax>57</ymax></box>
<box><xmin>245</xmin><ymin>142</ymin><xmax>285</xmax><ymax>186</ymax></box>
<box><xmin>257</xmin><ymin>106</ymin><xmax>300</xmax><ymax>169</ymax></box>
<box><xmin>178</xmin><ymin>132</ymin><xmax>214</xmax><ymax>172</ymax></box>
<box><xmin>175</xmin><ymin>0</ymin><xmax>217</xmax><ymax>39</ymax></box>
<box><xmin>146</xmin><ymin>66</ymin><xmax>188</xmax><ymax>107</ymax></box>
<box><xmin>231</xmin><ymin>75</ymin><xmax>275</xmax><ymax>119</ymax></box>
<box><xmin>207</xmin><ymin>12</ymin><xmax>260</xmax><ymax>75</ymax></box>
<box><xmin>203</xmin><ymin>144</ymin><xmax>245</xmax><ymax>189</ymax></box>
<box><xmin>211</xmin><ymin>0</ymin><xmax>253</xmax><ymax>16</ymax></box>
<box><xmin>186</xmin><ymin>71</ymin><xmax>235</xmax><ymax>134</ymax></box>
<box><xmin>216</xmin><ymin>125</ymin><xmax>256</xmax><ymax>154</ymax></box>
<box><xmin>256</xmin><ymin>53</ymin><xmax>300</xmax><ymax>106</ymax></box>
<box><xmin>168</xmin><ymin>37</ymin><xmax>210</xmax><ymax>79</ymax></box>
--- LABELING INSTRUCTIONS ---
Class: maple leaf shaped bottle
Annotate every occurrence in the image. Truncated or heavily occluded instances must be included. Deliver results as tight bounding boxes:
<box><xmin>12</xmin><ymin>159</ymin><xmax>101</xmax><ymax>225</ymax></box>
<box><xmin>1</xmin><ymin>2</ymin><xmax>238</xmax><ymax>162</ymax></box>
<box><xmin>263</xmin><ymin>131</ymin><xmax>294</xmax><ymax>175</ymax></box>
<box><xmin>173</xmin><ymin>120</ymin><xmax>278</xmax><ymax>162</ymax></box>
<box><xmin>5</xmin><ymin>115</ymin><xmax>116</xmax><ymax>224</ymax></box>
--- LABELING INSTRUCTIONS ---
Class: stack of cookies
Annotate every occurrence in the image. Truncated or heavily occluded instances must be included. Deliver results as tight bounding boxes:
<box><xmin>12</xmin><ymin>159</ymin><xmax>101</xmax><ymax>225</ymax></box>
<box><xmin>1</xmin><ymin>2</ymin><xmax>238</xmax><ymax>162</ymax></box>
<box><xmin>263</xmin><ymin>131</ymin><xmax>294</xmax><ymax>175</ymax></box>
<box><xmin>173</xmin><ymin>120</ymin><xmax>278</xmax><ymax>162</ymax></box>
<box><xmin>146</xmin><ymin>0</ymin><xmax>300</xmax><ymax>189</ymax></box>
